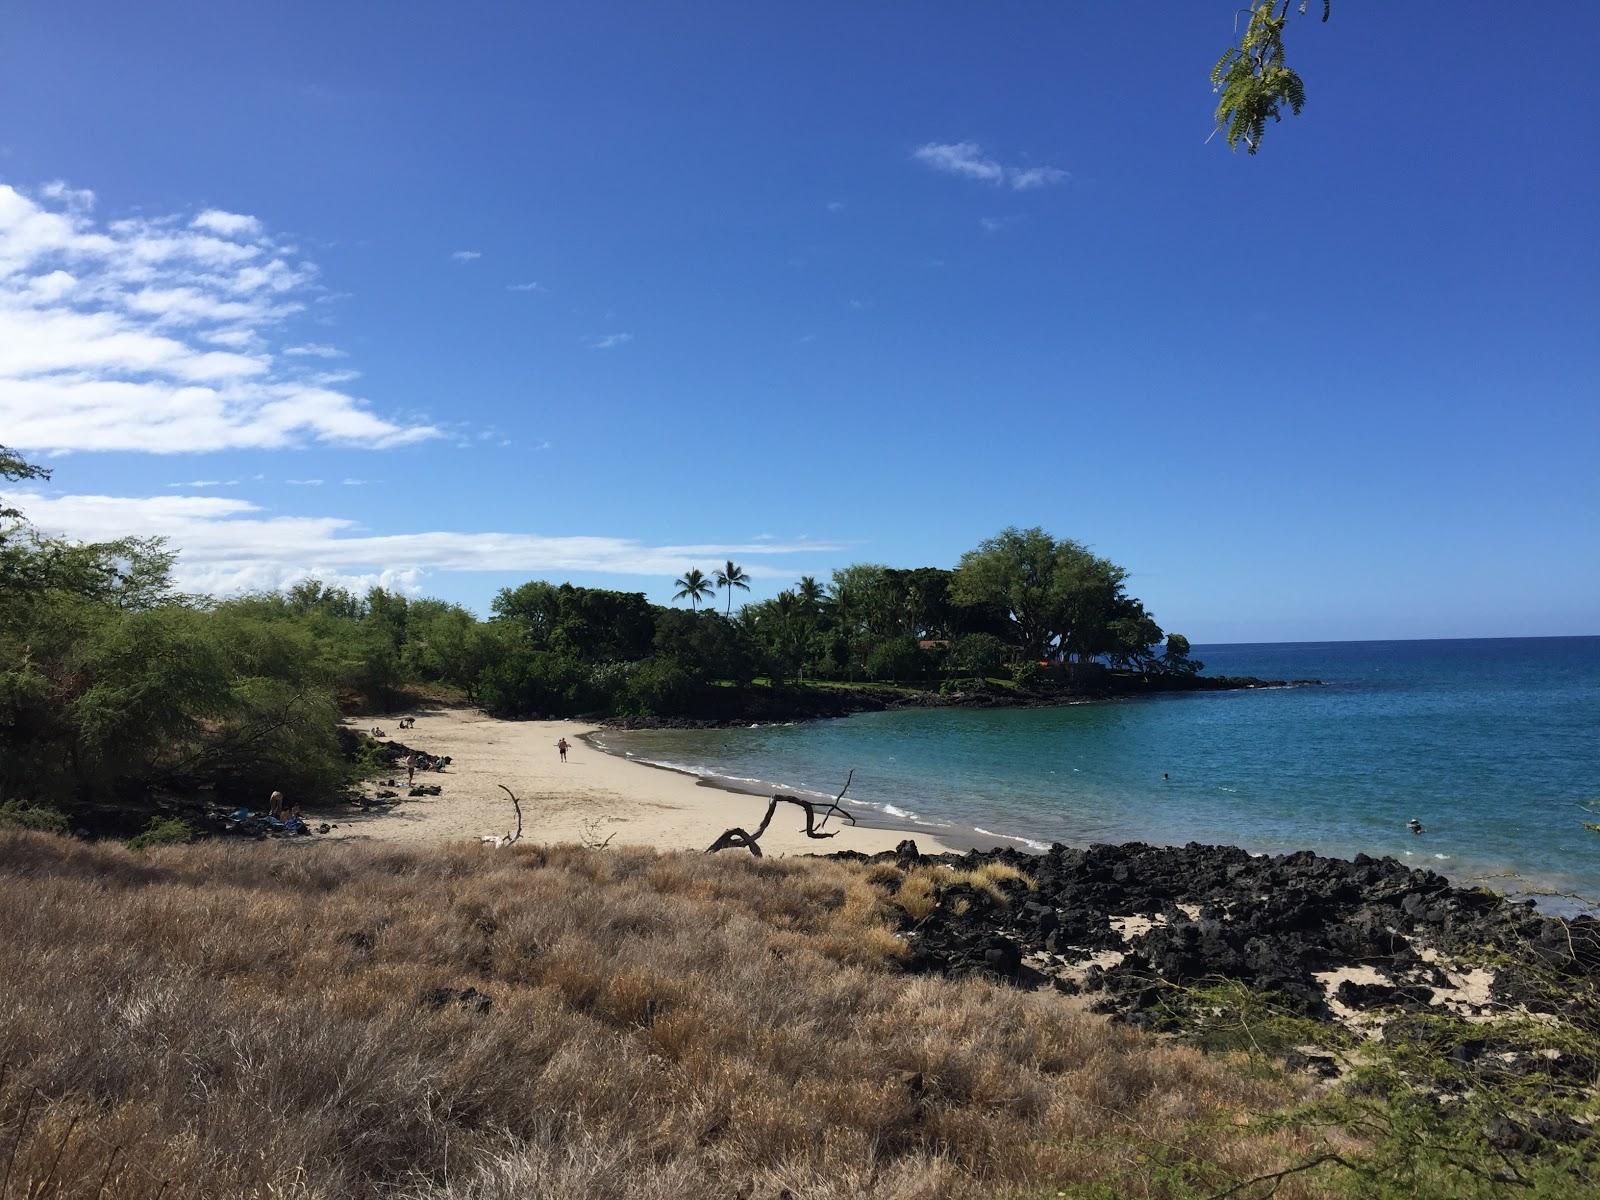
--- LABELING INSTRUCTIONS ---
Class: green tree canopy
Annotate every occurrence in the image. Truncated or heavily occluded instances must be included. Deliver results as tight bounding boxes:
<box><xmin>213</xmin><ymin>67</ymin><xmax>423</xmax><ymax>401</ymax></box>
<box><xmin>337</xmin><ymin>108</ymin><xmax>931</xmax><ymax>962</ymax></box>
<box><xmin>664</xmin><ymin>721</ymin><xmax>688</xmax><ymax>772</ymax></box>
<box><xmin>950</xmin><ymin>527</ymin><xmax>1131</xmax><ymax>662</ymax></box>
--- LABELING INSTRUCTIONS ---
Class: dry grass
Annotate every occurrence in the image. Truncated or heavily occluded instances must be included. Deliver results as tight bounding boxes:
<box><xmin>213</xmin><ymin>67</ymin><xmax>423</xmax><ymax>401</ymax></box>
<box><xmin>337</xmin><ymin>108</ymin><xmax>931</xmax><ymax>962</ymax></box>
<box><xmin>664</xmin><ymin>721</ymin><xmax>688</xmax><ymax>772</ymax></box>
<box><xmin>0</xmin><ymin>830</ymin><xmax>1334</xmax><ymax>1199</ymax></box>
<box><xmin>880</xmin><ymin>862</ymin><xmax>1036</xmax><ymax>923</ymax></box>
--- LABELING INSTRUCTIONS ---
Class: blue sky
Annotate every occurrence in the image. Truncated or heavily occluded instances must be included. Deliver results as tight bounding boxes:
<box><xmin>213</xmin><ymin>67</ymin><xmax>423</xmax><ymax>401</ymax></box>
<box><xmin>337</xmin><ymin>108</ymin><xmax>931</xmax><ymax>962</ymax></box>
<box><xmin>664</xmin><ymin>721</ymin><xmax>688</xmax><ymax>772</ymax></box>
<box><xmin>2</xmin><ymin>1</ymin><xmax>1595</xmax><ymax>641</ymax></box>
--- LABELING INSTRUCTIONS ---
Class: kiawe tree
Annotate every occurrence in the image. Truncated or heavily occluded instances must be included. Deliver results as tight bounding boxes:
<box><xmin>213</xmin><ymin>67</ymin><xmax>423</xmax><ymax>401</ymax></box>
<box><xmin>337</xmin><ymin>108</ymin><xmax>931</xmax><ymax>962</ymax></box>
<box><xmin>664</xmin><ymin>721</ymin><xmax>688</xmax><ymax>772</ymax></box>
<box><xmin>1</xmin><ymin>445</ymin><xmax>50</xmax><ymax>524</ymax></box>
<box><xmin>715</xmin><ymin>560</ymin><xmax>750</xmax><ymax>616</ymax></box>
<box><xmin>1211</xmin><ymin>1</ymin><xmax>1329</xmax><ymax>154</ymax></box>
<box><xmin>673</xmin><ymin>567</ymin><xmax>715</xmax><ymax>611</ymax></box>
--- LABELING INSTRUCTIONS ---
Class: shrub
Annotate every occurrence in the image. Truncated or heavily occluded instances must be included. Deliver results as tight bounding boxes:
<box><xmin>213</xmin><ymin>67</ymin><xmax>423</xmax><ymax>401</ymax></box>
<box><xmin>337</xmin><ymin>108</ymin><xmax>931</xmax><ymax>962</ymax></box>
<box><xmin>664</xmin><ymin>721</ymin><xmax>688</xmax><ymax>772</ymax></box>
<box><xmin>621</xmin><ymin>656</ymin><xmax>701</xmax><ymax>716</ymax></box>
<box><xmin>949</xmin><ymin>632</ymin><xmax>1008</xmax><ymax>677</ymax></box>
<box><xmin>864</xmin><ymin>636</ymin><xmax>930</xmax><ymax>683</ymax></box>
<box><xmin>126</xmin><ymin>816</ymin><xmax>196</xmax><ymax>850</ymax></box>
<box><xmin>1010</xmin><ymin>659</ymin><xmax>1042</xmax><ymax>687</ymax></box>
<box><xmin>0</xmin><ymin>801</ymin><xmax>69</xmax><ymax>834</ymax></box>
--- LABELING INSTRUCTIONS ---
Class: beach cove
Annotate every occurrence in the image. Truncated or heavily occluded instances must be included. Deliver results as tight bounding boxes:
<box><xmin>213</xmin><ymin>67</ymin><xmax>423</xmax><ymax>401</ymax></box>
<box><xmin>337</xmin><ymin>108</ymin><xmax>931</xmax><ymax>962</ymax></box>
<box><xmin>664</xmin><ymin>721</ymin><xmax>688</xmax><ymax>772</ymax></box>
<box><xmin>335</xmin><ymin>705</ymin><xmax>953</xmax><ymax>857</ymax></box>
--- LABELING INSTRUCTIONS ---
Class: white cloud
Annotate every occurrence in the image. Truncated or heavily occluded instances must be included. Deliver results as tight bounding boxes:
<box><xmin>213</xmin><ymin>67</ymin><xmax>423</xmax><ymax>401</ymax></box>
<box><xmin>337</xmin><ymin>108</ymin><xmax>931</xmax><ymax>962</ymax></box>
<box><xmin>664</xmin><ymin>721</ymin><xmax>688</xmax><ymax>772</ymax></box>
<box><xmin>1007</xmin><ymin>165</ymin><xmax>1068</xmax><ymax>190</ymax></box>
<box><xmin>286</xmin><ymin>478</ymin><xmax>324</xmax><ymax>486</ymax></box>
<box><xmin>191</xmin><ymin>209</ymin><xmax>263</xmax><ymax>238</ymax></box>
<box><xmin>166</xmin><ymin>479</ymin><xmax>237</xmax><ymax>488</ymax></box>
<box><xmin>450</xmin><ymin>250</ymin><xmax>481</xmax><ymax>262</ymax></box>
<box><xmin>505</xmin><ymin>281</ymin><xmax>544</xmax><ymax>292</ymax></box>
<box><xmin>912</xmin><ymin>142</ymin><xmax>1068</xmax><ymax>191</ymax></box>
<box><xmin>587</xmin><ymin>332</ymin><xmax>632</xmax><ymax>350</ymax></box>
<box><xmin>12</xmin><ymin>490</ymin><xmax>843</xmax><ymax>596</ymax></box>
<box><xmin>283</xmin><ymin>342</ymin><xmax>345</xmax><ymax>358</ymax></box>
<box><xmin>0</xmin><ymin>182</ymin><xmax>438</xmax><ymax>453</ymax></box>
<box><xmin>826</xmin><ymin>201</ymin><xmax>846</xmax><ymax>213</ymax></box>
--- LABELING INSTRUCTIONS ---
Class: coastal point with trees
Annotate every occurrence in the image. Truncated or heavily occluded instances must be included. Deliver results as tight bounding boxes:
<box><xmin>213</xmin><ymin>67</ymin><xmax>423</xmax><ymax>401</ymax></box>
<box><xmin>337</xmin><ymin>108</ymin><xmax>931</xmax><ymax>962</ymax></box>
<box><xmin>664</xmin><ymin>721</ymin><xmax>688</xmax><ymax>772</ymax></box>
<box><xmin>2</xmin><ymin>444</ymin><xmax>1262</xmax><ymax>839</ymax></box>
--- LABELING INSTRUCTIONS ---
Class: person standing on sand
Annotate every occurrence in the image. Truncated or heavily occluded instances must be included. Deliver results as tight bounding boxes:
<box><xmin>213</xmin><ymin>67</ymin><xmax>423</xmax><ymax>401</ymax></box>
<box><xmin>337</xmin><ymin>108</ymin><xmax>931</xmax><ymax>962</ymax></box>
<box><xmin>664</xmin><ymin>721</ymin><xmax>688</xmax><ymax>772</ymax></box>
<box><xmin>557</xmin><ymin>737</ymin><xmax>570</xmax><ymax>763</ymax></box>
<box><xmin>406</xmin><ymin>752</ymin><xmax>416</xmax><ymax>786</ymax></box>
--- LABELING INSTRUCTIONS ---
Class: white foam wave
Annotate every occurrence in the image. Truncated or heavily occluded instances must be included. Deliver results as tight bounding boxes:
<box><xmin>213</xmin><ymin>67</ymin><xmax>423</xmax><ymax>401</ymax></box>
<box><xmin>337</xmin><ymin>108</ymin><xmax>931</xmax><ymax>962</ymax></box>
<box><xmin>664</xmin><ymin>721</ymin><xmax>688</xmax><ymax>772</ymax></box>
<box><xmin>973</xmin><ymin>826</ymin><xmax>1051</xmax><ymax>852</ymax></box>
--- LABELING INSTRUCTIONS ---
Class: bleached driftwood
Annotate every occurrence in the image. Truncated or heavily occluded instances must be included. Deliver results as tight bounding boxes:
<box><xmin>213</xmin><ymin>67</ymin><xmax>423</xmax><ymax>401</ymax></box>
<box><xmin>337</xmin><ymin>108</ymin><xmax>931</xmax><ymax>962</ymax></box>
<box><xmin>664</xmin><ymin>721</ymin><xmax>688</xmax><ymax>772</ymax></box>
<box><xmin>481</xmin><ymin>784</ymin><xmax>524</xmax><ymax>847</ymax></box>
<box><xmin>706</xmin><ymin>770</ymin><xmax>857</xmax><ymax>857</ymax></box>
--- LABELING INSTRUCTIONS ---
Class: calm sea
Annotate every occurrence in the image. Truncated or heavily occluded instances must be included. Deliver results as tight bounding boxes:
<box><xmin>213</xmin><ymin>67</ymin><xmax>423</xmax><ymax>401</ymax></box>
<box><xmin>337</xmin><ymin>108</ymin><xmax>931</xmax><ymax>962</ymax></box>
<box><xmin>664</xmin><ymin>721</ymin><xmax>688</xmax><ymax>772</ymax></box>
<box><xmin>596</xmin><ymin>638</ymin><xmax>1600</xmax><ymax>899</ymax></box>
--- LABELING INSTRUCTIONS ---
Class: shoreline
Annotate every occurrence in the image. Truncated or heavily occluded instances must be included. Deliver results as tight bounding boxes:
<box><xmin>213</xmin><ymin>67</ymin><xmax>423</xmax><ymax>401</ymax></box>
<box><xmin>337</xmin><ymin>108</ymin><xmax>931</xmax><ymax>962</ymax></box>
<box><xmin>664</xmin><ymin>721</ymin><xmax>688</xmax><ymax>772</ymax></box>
<box><xmin>578</xmin><ymin>728</ymin><xmax>1011</xmax><ymax>854</ymax></box>
<box><xmin>334</xmin><ymin>705</ymin><xmax>1594</xmax><ymax>913</ymax></box>
<box><xmin>589</xmin><ymin>717</ymin><xmax>1600</xmax><ymax>914</ymax></box>
<box><xmin>331</xmin><ymin>706</ymin><xmax>954</xmax><ymax>857</ymax></box>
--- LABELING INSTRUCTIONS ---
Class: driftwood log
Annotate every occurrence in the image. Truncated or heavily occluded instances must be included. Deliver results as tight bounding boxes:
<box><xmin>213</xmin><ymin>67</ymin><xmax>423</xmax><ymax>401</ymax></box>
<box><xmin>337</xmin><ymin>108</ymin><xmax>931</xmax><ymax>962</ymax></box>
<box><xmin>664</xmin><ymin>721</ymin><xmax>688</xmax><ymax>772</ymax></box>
<box><xmin>706</xmin><ymin>770</ymin><xmax>857</xmax><ymax>857</ymax></box>
<box><xmin>481</xmin><ymin>784</ymin><xmax>524</xmax><ymax>847</ymax></box>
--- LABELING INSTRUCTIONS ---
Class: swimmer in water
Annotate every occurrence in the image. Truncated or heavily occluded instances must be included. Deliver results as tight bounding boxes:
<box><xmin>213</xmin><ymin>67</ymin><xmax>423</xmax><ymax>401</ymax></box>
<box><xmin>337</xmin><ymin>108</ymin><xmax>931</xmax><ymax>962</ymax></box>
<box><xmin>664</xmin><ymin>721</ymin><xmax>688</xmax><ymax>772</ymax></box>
<box><xmin>1407</xmin><ymin>817</ymin><xmax>1425</xmax><ymax>835</ymax></box>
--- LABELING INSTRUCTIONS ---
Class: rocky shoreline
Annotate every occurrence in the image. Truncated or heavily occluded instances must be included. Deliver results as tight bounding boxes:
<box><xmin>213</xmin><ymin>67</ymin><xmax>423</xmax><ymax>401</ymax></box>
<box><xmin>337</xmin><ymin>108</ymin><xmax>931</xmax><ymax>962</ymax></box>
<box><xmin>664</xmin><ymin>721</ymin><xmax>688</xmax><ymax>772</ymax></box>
<box><xmin>839</xmin><ymin>840</ymin><xmax>1598</xmax><ymax>1019</ymax></box>
<box><xmin>601</xmin><ymin>672</ymin><xmax>1321</xmax><ymax>730</ymax></box>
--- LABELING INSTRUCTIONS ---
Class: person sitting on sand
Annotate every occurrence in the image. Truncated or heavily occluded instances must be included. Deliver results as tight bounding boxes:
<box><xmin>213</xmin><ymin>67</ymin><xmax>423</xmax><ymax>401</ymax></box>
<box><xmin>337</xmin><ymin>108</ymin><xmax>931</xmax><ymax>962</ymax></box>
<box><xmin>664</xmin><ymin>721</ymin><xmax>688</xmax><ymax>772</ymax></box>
<box><xmin>269</xmin><ymin>790</ymin><xmax>285</xmax><ymax>819</ymax></box>
<box><xmin>1408</xmin><ymin>817</ymin><xmax>1425</xmax><ymax>835</ymax></box>
<box><xmin>557</xmin><ymin>737</ymin><xmax>570</xmax><ymax>763</ymax></box>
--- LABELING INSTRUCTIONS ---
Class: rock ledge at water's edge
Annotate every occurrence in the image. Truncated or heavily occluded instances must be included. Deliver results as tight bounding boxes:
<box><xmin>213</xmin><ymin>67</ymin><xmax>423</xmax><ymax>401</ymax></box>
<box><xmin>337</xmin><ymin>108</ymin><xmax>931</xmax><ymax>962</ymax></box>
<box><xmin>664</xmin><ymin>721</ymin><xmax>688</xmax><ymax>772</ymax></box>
<box><xmin>831</xmin><ymin>839</ymin><xmax>1599</xmax><ymax>1034</ymax></box>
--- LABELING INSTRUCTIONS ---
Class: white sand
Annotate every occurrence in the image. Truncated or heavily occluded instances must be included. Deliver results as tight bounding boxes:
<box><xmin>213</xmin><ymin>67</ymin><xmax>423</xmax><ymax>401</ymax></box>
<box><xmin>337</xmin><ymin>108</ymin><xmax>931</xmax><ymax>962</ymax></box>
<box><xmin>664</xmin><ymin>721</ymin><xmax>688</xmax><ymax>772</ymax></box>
<box><xmin>332</xmin><ymin>706</ymin><xmax>950</xmax><ymax>857</ymax></box>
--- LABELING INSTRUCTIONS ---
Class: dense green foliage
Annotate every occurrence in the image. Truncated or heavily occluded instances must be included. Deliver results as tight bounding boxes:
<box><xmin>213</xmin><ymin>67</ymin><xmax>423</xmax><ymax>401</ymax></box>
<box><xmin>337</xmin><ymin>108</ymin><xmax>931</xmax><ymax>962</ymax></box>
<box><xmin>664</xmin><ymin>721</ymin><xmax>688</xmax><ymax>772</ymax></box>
<box><xmin>3</xmin><ymin>448</ymin><xmax>1200</xmax><ymax>827</ymax></box>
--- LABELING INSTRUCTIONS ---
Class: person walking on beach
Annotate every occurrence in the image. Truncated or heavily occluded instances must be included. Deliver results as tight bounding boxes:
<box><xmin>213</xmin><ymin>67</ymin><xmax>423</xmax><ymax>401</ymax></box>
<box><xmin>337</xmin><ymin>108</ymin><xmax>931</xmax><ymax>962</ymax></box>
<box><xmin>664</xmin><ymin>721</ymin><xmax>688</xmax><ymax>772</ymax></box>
<box><xmin>557</xmin><ymin>737</ymin><xmax>570</xmax><ymax>763</ymax></box>
<box><xmin>406</xmin><ymin>752</ymin><xmax>417</xmax><ymax>786</ymax></box>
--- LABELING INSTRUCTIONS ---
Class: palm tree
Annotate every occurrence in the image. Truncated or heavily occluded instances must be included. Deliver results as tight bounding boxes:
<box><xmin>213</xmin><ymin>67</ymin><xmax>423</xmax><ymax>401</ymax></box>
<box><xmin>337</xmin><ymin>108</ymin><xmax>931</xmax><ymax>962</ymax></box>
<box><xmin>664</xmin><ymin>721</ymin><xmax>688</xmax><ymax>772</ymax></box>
<box><xmin>672</xmin><ymin>567</ymin><xmax>715</xmax><ymax>611</ymax></box>
<box><xmin>796</xmin><ymin>575</ymin><xmax>824</xmax><ymax>617</ymax></box>
<box><xmin>715</xmin><ymin>560</ymin><xmax>751</xmax><ymax>616</ymax></box>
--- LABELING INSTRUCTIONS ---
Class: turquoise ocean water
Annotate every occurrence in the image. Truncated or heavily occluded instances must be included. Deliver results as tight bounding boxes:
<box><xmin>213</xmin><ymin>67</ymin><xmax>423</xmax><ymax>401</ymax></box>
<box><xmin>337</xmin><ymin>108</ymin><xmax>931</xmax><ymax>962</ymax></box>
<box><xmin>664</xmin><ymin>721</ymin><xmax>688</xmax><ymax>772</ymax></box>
<box><xmin>595</xmin><ymin>638</ymin><xmax>1600</xmax><ymax>898</ymax></box>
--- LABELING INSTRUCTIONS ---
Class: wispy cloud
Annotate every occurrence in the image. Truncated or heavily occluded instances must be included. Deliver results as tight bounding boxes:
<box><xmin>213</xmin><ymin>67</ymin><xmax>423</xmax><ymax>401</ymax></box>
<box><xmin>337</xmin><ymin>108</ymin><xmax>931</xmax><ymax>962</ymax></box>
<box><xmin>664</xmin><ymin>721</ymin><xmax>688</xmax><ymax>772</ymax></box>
<box><xmin>166</xmin><ymin>479</ymin><xmax>238</xmax><ymax>488</ymax></box>
<box><xmin>0</xmin><ymin>181</ymin><xmax>438</xmax><ymax>453</ymax></box>
<box><xmin>586</xmin><ymin>332</ymin><xmax>633</xmax><ymax>350</ymax></box>
<box><xmin>826</xmin><ymin>201</ymin><xmax>846</xmax><ymax>213</ymax></box>
<box><xmin>285</xmin><ymin>478</ymin><xmax>324</xmax><ymax>486</ymax></box>
<box><xmin>979</xmin><ymin>215</ymin><xmax>1022</xmax><ymax>234</ymax></box>
<box><xmin>13</xmin><ymin>490</ymin><xmax>844</xmax><ymax>597</ymax></box>
<box><xmin>505</xmin><ymin>281</ymin><xmax>544</xmax><ymax>292</ymax></box>
<box><xmin>283</xmin><ymin>342</ymin><xmax>345</xmax><ymax>358</ymax></box>
<box><xmin>450</xmin><ymin>250</ymin><xmax>481</xmax><ymax>262</ymax></box>
<box><xmin>912</xmin><ymin>142</ymin><xmax>1067</xmax><ymax>191</ymax></box>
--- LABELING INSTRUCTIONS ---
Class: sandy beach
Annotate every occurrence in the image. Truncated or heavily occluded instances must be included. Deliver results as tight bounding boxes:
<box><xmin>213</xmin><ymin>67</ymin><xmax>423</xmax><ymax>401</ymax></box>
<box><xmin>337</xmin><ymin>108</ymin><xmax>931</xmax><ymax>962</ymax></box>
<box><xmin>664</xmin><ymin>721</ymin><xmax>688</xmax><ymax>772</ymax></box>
<box><xmin>334</xmin><ymin>706</ymin><xmax>950</xmax><ymax>856</ymax></box>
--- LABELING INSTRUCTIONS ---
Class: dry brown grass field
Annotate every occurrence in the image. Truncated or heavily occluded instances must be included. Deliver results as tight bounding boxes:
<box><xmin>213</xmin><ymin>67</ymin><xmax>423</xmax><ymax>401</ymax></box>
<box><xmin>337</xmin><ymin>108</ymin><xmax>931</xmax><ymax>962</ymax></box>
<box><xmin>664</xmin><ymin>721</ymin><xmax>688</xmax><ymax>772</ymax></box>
<box><xmin>0</xmin><ymin>830</ymin><xmax>1335</xmax><ymax>1199</ymax></box>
